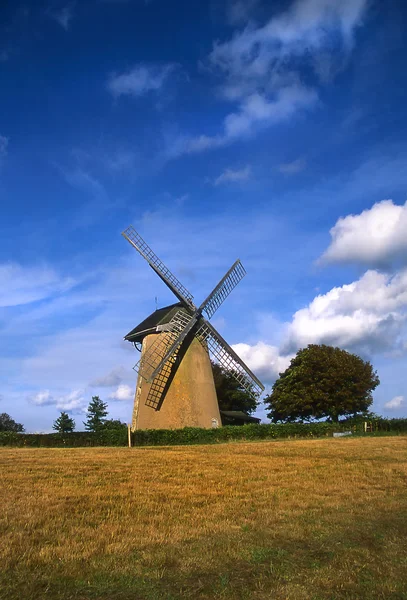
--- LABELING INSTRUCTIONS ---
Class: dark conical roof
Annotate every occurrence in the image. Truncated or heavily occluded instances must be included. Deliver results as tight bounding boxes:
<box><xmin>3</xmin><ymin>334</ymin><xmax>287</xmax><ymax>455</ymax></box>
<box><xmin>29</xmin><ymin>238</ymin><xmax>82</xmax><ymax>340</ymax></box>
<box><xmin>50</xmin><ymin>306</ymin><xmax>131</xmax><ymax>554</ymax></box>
<box><xmin>124</xmin><ymin>302</ymin><xmax>184</xmax><ymax>343</ymax></box>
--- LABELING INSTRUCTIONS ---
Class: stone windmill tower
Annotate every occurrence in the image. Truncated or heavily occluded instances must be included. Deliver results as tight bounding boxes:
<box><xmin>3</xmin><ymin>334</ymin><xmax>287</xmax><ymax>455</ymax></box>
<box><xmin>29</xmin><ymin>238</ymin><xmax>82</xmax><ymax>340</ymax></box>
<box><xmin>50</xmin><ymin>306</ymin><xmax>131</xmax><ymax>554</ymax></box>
<box><xmin>122</xmin><ymin>226</ymin><xmax>264</xmax><ymax>430</ymax></box>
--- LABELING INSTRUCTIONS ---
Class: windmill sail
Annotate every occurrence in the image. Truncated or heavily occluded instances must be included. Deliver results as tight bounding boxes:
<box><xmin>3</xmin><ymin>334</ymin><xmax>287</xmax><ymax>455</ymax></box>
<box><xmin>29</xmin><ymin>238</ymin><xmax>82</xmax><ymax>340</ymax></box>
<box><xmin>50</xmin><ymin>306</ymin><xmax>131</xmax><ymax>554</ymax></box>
<box><xmin>197</xmin><ymin>320</ymin><xmax>264</xmax><ymax>400</ymax></box>
<box><xmin>134</xmin><ymin>309</ymin><xmax>192</xmax><ymax>383</ymax></box>
<box><xmin>200</xmin><ymin>260</ymin><xmax>246</xmax><ymax>319</ymax></box>
<box><xmin>122</xmin><ymin>226</ymin><xmax>195</xmax><ymax>310</ymax></box>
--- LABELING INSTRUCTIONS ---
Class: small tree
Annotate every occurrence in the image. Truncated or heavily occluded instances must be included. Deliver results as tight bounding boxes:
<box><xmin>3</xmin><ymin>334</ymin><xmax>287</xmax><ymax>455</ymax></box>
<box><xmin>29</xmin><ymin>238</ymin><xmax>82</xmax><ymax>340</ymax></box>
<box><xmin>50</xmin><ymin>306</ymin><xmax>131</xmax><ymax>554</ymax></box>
<box><xmin>83</xmin><ymin>396</ymin><xmax>108</xmax><ymax>432</ymax></box>
<box><xmin>53</xmin><ymin>411</ymin><xmax>75</xmax><ymax>433</ymax></box>
<box><xmin>0</xmin><ymin>413</ymin><xmax>24</xmax><ymax>432</ymax></box>
<box><xmin>265</xmin><ymin>344</ymin><xmax>380</xmax><ymax>423</ymax></box>
<box><xmin>212</xmin><ymin>362</ymin><xmax>258</xmax><ymax>414</ymax></box>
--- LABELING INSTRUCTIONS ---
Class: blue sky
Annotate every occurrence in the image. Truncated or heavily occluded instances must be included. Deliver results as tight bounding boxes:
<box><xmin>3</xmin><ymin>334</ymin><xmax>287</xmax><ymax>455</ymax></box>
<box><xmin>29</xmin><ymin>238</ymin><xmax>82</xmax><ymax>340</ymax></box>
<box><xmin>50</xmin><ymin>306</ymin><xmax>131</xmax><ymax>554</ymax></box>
<box><xmin>1</xmin><ymin>0</ymin><xmax>407</xmax><ymax>431</ymax></box>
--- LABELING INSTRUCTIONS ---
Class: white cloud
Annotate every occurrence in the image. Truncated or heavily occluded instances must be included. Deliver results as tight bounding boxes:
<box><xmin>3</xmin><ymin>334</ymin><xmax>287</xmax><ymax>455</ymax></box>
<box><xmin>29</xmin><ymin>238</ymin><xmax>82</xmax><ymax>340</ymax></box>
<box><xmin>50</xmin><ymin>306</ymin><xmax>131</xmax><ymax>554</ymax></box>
<box><xmin>107</xmin><ymin>63</ymin><xmax>175</xmax><ymax>98</ymax></box>
<box><xmin>233</xmin><ymin>342</ymin><xmax>292</xmax><ymax>386</ymax></box>
<box><xmin>30</xmin><ymin>389</ymin><xmax>86</xmax><ymax>413</ymax></box>
<box><xmin>384</xmin><ymin>395</ymin><xmax>406</xmax><ymax>410</ymax></box>
<box><xmin>0</xmin><ymin>263</ymin><xmax>76</xmax><ymax>308</ymax></box>
<box><xmin>321</xmin><ymin>199</ymin><xmax>407</xmax><ymax>268</ymax></box>
<box><xmin>31</xmin><ymin>390</ymin><xmax>54</xmax><ymax>406</ymax></box>
<box><xmin>56</xmin><ymin>389</ymin><xmax>86</xmax><ymax>412</ymax></box>
<box><xmin>168</xmin><ymin>0</ymin><xmax>367</xmax><ymax>158</ymax></box>
<box><xmin>284</xmin><ymin>269</ymin><xmax>407</xmax><ymax>355</ymax></box>
<box><xmin>171</xmin><ymin>86</ymin><xmax>318</xmax><ymax>156</ymax></box>
<box><xmin>47</xmin><ymin>3</ymin><xmax>75</xmax><ymax>30</ymax></box>
<box><xmin>214</xmin><ymin>165</ymin><xmax>251</xmax><ymax>186</ymax></box>
<box><xmin>109</xmin><ymin>384</ymin><xmax>133</xmax><ymax>401</ymax></box>
<box><xmin>278</xmin><ymin>157</ymin><xmax>306</xmax><ymax>174</ymax></box>
<box><xmin>209</xmin><ymin>0</ymin><xmax>367</xmax><ymax>99</ymax></box>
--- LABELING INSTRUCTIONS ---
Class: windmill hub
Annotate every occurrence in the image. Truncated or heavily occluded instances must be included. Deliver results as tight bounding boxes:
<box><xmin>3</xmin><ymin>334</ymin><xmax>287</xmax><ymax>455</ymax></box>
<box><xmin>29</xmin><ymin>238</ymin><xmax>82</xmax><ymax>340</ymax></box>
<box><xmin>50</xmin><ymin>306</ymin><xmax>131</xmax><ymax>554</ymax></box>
<box><xmin>122</xmin><ymin>226</ymin><xmax>264</xmax><ymax>431</ymax></box>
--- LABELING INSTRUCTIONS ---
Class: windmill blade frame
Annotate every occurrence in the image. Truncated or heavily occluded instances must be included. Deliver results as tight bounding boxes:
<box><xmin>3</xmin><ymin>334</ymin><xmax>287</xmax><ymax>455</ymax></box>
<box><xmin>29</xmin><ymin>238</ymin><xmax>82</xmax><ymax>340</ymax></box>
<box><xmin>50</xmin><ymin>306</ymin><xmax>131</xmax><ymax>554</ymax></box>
<box><xmin>197</xmin><ymin>320</ymin><xmax>264</xmax><ymax>400</ymax></box>
<box><xmin>134</xmin><ymin>308</ymin><xmax>192</xmax><ymax>383</ymax></box>
<box><xmin>199</xmin><ymin>259</ymin><xmax>246</xmax><ymax>320</ymax></box>
<box><xmin>122</xmin><ymin>226</ymin><xmax>196</xmax><ymax>311</ymax></box>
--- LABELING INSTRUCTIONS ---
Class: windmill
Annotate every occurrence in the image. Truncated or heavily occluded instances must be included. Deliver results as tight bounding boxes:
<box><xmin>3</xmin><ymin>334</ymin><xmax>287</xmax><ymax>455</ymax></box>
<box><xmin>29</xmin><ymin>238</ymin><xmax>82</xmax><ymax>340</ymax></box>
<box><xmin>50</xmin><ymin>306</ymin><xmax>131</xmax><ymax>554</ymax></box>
<box><xmin>122</xmin><ymin>225</ymin><xmax>264</xmax><ymax>430</ymax></box>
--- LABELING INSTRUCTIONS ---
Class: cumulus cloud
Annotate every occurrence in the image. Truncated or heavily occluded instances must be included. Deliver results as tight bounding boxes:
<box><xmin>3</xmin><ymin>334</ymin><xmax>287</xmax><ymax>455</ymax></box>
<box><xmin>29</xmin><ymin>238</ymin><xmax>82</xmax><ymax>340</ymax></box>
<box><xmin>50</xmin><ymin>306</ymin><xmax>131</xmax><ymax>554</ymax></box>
<box><xmin>278</xmin><ymin>157</ymin><xmax>306</xmax><ymax>174</ymax></box>
<box><xmin>107</xmin><ymin>63</ymin><xmax>175</xmax><ymax>98</ymax></box>
<box><xmin>284</xmin><ymin>269</ymin><xmax>407</xmax><ymax>355</ymax></box>
<box><xmin>31</xmin><ymin>390</ymin><xmax>54</xmax><ymax>406</ymax></box>
<box><xmin>320</xmin><ymin>199</ymin><xmax>407</xmax><ymax>268</ymax></box>
<box><xmin>233</xmin><ymin>342</ymin><xmax>292</xmax><ymax>385</ymax></box>
<box><xmin>0</xmin><ymin>263</ymin><xmax>76</xmax><ymax>308</ymax></box>
<box><xmin>214</xmin><ymin>165</ymin><xmax>251</xmax><ymax>186</ymax></box>
<box><xmin>384</xmin><ymin>395</ymin><xmax>406</xmax><ymax>410</ymax></box>
<box><xmin>30</xmin><ymin>389</ymin><xmax>86</xmax><ymax>412</ymax></box>
<box><xmin>109</xmin><ymin>384</ymin><xmax>133</xmax><ymax>401</ymax></box>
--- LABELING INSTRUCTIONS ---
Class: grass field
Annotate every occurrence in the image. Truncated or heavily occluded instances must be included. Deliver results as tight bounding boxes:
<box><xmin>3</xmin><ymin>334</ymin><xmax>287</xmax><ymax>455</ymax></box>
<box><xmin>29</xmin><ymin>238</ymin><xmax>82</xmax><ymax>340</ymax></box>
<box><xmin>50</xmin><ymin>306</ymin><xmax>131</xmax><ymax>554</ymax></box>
<box><xmin>1</xmin><ymin>437</ymin><xmax>407</xmax><ymax>600</ymax></box>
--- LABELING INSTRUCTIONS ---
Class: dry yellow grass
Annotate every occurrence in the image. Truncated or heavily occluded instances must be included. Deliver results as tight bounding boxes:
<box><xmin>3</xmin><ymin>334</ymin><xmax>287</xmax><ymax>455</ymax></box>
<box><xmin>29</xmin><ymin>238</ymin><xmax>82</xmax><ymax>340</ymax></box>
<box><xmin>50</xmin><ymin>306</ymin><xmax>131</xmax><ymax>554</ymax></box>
<box><xmin>1</xmin><ymin>437</ymin><xmax>407</xmax><ymax>599</ymax></box>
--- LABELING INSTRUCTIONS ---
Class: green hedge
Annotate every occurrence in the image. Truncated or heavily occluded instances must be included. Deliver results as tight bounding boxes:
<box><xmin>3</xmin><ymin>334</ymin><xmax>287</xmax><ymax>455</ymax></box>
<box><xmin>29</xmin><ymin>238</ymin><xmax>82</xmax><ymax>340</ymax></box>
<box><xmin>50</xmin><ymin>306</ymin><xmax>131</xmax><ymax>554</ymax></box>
<box><xmin>0</xmin><ymin>428</ymin><xmax>128</xmax><ymax>448</ymax></box>
<box><xmin>1</xmin><ymin>419</ymin><xmax>406</xmax><ymax>448</ymax></box>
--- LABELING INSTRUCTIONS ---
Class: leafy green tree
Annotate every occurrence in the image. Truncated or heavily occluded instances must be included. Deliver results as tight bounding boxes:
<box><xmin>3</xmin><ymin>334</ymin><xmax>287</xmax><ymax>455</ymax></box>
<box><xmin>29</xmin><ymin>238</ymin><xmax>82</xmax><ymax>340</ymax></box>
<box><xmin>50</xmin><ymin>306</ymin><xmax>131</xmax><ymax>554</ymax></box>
<box><xmin>53</xmin><ymin>411</ymin><xmax>75</xmax><ymax>433</ymax></box>
<box><xmin>103</xmin><ymin>418</ymin><xmax>127</xmax><ymax>430</ymax></box>
<box><xmin>265</xmin><ymin>344</ymin><xmax>380</xmax><ymax>423</ymax></box>
<box><xmin>0</xmin><ymin>413</ymin><xmax>24</xmax><ymax>432</ymax></box>
<box><xmin>212</xmin><ymin>362</ymin><xmax>258</xmax><ymax>414</ymax></box>
<box><xmin>83</xmin><ymin>396</ymin><xmax>108</xmax><ymax>432</ymax></box>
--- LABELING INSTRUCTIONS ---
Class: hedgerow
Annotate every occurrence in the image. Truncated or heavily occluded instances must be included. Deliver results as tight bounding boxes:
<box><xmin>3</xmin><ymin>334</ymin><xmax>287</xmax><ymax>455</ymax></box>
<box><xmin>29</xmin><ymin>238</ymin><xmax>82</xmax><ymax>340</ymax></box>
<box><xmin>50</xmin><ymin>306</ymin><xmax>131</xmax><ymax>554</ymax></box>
<box><xmin>1</xmin><ymin>418</ymin><xmax>406</xmax><ymax>447</ymax></box>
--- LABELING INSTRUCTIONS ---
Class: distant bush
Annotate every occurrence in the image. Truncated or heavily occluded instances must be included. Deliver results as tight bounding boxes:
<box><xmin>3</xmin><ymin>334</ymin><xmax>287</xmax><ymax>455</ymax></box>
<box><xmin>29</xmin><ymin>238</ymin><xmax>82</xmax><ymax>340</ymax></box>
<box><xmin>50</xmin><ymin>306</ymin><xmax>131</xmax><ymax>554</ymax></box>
<box><xmin>0</xmin><ymin>418</ymin><xmax>406</xmax><ymax>448</ymax></box>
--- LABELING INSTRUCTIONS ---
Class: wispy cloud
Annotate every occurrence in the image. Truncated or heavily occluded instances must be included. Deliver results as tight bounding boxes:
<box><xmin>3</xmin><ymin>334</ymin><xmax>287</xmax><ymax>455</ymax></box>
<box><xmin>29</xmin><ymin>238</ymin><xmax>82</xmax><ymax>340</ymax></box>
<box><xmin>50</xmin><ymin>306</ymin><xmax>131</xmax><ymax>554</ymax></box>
<box><xmin>0</xmin><ymin>263</ymin><xmax>76</xmax><ymax>308</ymax></box>
<box><xmin>107</xmin><ymin>63</ymin><xmax>176</xmax><ymax>98</ymax></box>
<box><xmin>47</xmin><ymin>3</ymin><xmax>75</xmax><ymax>31</ymax></box>
<box><xmin>278</xmin><ymin>157</ymin><xmax>306</xmax><ymax>174</ymax></box>
<box><xmin>209</xmin><ymin>0</ymin><xmax>368</xmax><ymax>100</ymax></box>
<box><xmin>214</xmin><ymin>165</ymin><xmax>251</xmax><ymax>186</ymax></box>
<box><xmin>168</xmin><ymin>86</ymin><xmax>317</xmax><ymax>157</ymax></box>
<box><xmin>168</xmin><ymin>0</ymin><xmax>368</xmax><ymax>158</ymax></box>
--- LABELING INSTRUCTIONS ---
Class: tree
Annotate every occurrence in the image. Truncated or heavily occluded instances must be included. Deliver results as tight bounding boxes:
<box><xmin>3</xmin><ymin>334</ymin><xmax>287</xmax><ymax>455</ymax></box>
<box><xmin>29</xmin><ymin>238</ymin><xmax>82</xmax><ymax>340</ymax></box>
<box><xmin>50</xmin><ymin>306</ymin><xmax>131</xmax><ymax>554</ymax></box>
<box><xmin>53</xmin><ymin>411</ymin><xmax>75</xmax><ymax>433</ymax></box>
<box><xmin>0</xmin><ymin>413</ymin><xmax>24</xmax><ymax>432</ymax></box>
<box><xmin>83</xmin><ymin>396</ymin><xmax>108</xmax><ymax>432</ymax></box>
<box><xmin>212</xmin><ymin>362</ymin><xmax>258</xmax><ymax>414</ymax></box>
<box><xmin>265</xmin><ymin>344</ymin><xmax>380</xmax><ymax>423</ymax></box>
<box><xmin>103</xmin><ymin>418</ymin><xmax>127</xmax><ymax>430</ymax></box>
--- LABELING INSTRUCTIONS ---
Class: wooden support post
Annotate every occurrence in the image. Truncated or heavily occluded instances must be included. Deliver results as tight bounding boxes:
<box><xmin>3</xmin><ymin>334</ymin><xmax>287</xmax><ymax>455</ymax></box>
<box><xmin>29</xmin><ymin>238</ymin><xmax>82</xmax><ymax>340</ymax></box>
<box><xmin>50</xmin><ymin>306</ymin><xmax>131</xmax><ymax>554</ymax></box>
<box><xmin>127</xmin><ymin>423</ymin><xmax>132</xmax><ymax>448</ymax></box>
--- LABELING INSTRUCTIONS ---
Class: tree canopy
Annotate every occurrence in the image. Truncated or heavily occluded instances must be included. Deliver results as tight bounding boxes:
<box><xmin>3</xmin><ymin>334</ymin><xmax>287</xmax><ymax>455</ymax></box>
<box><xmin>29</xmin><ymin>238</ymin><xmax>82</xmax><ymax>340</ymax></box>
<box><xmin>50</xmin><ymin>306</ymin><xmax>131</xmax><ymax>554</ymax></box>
<box><xmin>212</xmin><ymin>362</ymin><xmax>258</xmax><ymax>414</ymax></box>
<box><xmin>0</xmin><ymin>413</ymin><xmax>24</xmax><ymax>432</ymax></box>
<box><xmin>53</xmin><ymin>411</ymin><xmax>75</xmax><ymax>433</ymax></box>
<box><xmin>83</xmin><ymin>396</ymin><xmax>108</xmax><ymax>432</ymax></box>
<box><xmin>265</xmin><ymin>344</ymin><xmax>380</xmax><ymax>423</ymax></box>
